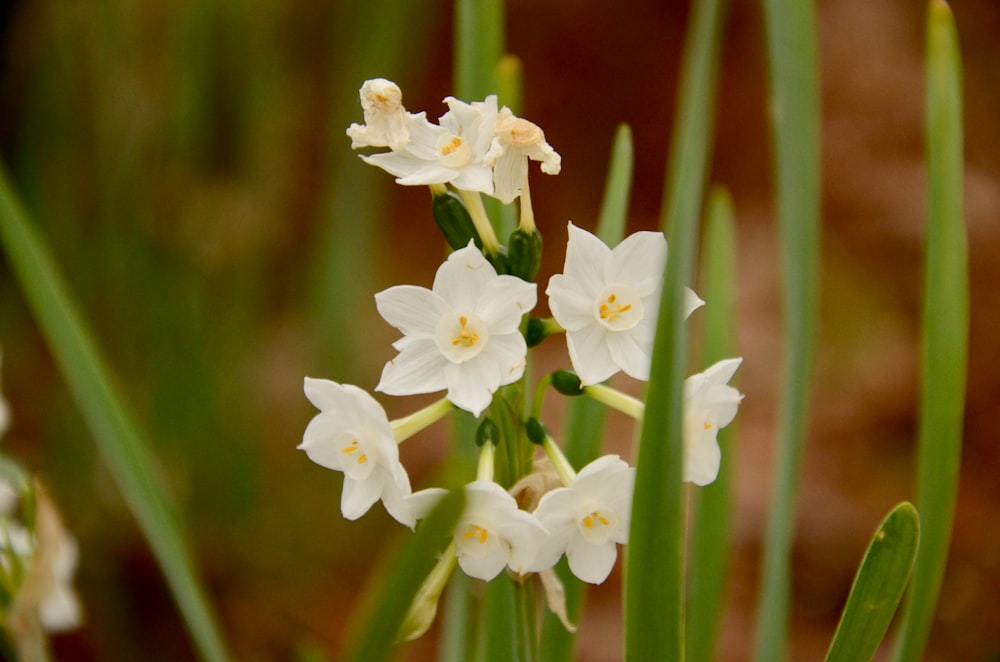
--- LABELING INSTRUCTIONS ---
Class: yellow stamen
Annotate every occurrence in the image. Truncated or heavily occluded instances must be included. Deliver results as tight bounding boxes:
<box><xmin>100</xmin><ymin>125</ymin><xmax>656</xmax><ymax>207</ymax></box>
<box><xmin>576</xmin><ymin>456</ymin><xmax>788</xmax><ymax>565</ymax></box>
<box><xmin>440</xmin><ymin>137</ymin><xmax>463</xmax><ymax>156</ymax></box>
<box><xmin>357</xmin><ymin>454</ymin><xmax>367</xmax><ymax>464</ymax></box>
<box><xmin>341</xmin><ymin>440</ymin><xmax>360</xmax><ymax>454</ymax></box>
<box><xmin>599</xmin><ymin>293</ymin><xmax>633</xmax><ymax>321</ymax></box>
<box><xmin>704</xmin><ymin>422</ymin><xmax>712</xmax><ymax>430</ymax></box>
<box><xmin>450</xmin><ymin>316</ymin><xmax>479</xmax><ymax>347</ymax></box>
<box><xmin>462</xmin><ymin>525</ymin><xmax>489</xmax><ymax>544</ymax></box>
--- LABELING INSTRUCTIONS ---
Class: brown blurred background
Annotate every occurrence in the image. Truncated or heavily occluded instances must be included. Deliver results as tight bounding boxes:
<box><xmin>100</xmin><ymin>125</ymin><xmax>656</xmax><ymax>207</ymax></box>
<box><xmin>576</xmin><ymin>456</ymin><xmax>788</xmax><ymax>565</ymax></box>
<box><xmin>0</xmin><ymin>0</ymin><xmax>998</xmax><ymax>659</ymax></box>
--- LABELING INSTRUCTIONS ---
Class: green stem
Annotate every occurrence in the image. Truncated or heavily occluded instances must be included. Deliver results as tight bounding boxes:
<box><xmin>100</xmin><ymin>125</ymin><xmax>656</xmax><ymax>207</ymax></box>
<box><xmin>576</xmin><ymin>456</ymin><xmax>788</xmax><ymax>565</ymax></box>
<box><xmin>457</xmin><ymin>189</ymin><xmax>501</xmax><ymax>256</ymax></box>
<box><xmin>392</xmin><ymin>398</ymin><xmax>453</xmax><ymax>443</ymax></box>
<box><xmin>583</xmin><ymin>384</ymin><xmax>644</xmax><ymax>421</ymax></box>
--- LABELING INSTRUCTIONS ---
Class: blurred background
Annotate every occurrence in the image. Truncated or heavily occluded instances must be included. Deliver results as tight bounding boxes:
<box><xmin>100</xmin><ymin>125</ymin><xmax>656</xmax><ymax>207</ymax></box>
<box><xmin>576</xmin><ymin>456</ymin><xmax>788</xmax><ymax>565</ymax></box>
<box><xmin>0</xmin><ymin>0</ymin><xmax>998</xmax><ymax>659</ymax></box>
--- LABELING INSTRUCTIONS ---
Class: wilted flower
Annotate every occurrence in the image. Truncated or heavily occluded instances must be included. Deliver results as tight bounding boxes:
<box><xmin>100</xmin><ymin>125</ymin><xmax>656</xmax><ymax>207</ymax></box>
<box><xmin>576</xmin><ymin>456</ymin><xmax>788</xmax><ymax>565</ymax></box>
<box><xmin>484</xmin><ymin>107</ymin><xmax>561</xmax><ymax>204</ymax></box>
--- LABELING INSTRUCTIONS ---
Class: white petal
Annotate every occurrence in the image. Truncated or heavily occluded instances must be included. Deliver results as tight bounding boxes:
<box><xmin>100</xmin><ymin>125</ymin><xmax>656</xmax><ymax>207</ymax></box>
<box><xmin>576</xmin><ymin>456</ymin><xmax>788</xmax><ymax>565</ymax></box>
<box><xmin>606</xmin><ymin>330</ymin><xmax>652</xmax><ymax>381</ymax></box>
<box><xmin>685</xmin><ymin>288</ymin><xmax>705</xmax><ymax>318</ymax></box>
<box><xmin>444</xmin><ymin>358</ymin><xmax>501</xmax><ymax>416</ymax></box>
<box><xmin>685</xmin><ymin>432</ymin><xmax>721</xmax><ymax>486</ymax></box>
<box><xmin>39</xmin><ymin>586</ymin><xmax>82</xmax><ymax>632</ymax></box>
<box><xmin>380</xmin><ymin>470</ymin><xmax>416</xmax><ymax>528</ymax></box>
<box><xmin>360</xmin><ymin>151</ymin><xmax>437</xmax><ymax>180</ymax></box>
<box><xmin>479</xmin><ymin>333</ymin><xmax>528</xmax><ymax>387</ymax></box>
<box><xmin>404</xmin><ymin>488</ymin><xmax>449</xmax><ymax>521</ymax></box>
<box><xmin>396</xmin><ymin>164</ymin><xmax>461</xmax><ymax>186</ymax></box>
<box><xmin>546</xmin><ymin>275</ymin><xmax>597</xmax><ymax>332</ymax></box>
<box><xmin>451</xmin><ymin>165</ymin><xmax>495</xmax><ymax>195</ymax></box>
<box><xmin>377</xmin><ymin>339</ymin><xmax>450</xmax><ymax>396</ymax></box>
<box><xmin>491</xmin><ymin>149</ymin><xmax>528</xmax><ymax>204</ymax></box>
<box><xmin>497</xmin><ymin>511</ymin><xmax>549</xmax><ymax>574</ymax></box>
<box><xmin>342</xmin><ymin>474</ymin><xmax>383</xmax><ymax>520</ymax></box>
<box><xmin>432</xmin><ymin>243</ymin><xmax>497</xmax><ymax>310</ymax></box>
<box><xmin>605</xmin><ymin>231</ymin><xmax>667</xmax><ymax>298</ymax></box>
<box><xmin>563</xmin><ymin>222</ymin><xmax>610</xmax><ymax>296</ymax></box>
<box><xmin>565</xmin><ymin>325</ymin><xmax>618</xmax><ymax>386</ymax></box>
<box><xmin>458</xmin><ymin>544</ymin><xmax>508</xmax><ymax>581</ymax></box>
<box><xmin>477</xmin><ymin>277</ymin><xmax>537</xmax><ymax>333</ymax></box>
<box><xmin>527</xmin><ymin>522</ymin><xmax>575</xmax><ymax>572</ymax></box>
<box><xmin>566</xmin><ymin>537</ymin><xmax>618</xmax><ymax>585</ymax></box>
<box><xmin>375</xmin><ymin>285</ymin><xmax>450</xmax><ymax>338</ymax></box>
<box><xmin>299</xmin><ymin>417</ymin><xmax>350</xmax><ymax>471</ymax></box>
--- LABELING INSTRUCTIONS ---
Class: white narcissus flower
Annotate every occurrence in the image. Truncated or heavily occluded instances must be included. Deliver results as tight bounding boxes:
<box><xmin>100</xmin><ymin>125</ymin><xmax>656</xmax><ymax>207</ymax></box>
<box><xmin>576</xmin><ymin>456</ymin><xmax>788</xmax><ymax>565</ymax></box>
<box><xmin>346</xmin><ymin>78</ymin><xmax>418</xmax><ymax>151</ymax></box>
<box><xmin>375</xmin><ymin>242</ymin><xmax>537</xmax><ymax>416</ymax></box>
<box><xmin>451</xmin><ymin>481</ymin><xmax>548</xmax><ymax>581</ymax></box>
<box><xmin>484</xmin><ymin>107</ymin><xmax>561</xmax><ymax>204</ymax></box>
<box><xmin>528</xmin><ymin>455</ymin><xmax>635</xmax><ymax>584</ymax></box>
<box><xmin>546</xmin><ymin>222</ymin><xmax>704</xmax><ymax>385</ymax></box>
<box><xmin>683</xmin><ymin>358</ymin><xmax>744</xmax><ymax>486</ymax></box>
<box><xmin>299</xmin><ymin>378</ymin><xmax>416</xmax><ymax>527</ymax></box>
<box><xmin>361</xmin><ymin>95</ymin><xmax>499</xmax><ymax>195</ymax></box>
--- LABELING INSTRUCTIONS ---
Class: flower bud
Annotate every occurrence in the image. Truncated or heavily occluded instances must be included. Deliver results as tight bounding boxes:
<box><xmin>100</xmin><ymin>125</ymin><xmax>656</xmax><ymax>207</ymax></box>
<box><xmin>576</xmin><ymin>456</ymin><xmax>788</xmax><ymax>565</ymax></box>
<box><xmin>551</xmin><ymin>371</ymin><xmax>584</xmax><ymax>396</ymax></box>
<box><xmin>431</xmin><ymin>189</ymin><xmax>482</xmax><ymax>251</ymax></box>
<box><xmin>507</xmin><ymin>227</ymin><xmax>543</xmax><ymax>281</ymax></box>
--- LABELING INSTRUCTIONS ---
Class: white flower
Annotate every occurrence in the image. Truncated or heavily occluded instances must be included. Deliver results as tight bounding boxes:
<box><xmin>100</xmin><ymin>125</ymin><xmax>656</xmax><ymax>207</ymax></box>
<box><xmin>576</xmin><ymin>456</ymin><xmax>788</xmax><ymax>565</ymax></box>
<box><xmin>453</xmin><ymin>481</ymin><xmax>548</xmax><ymax>581</ymax></box>
<box><xmin>299</xmin><ymin>378</ymin><xmax>416</xmax><ymax>527</ymax></box>
<box><xmin>528</xmin><ymin>455</ymin><xmax>635</xmax><ymax>584</ymax></box>
<box><xmin>346</xmin><ymin>78</ymin><xmax>418</xmax><ymax>151</ymax></box>
<box><xmin>375</xmin><ymin>242</ymin><xmax>537</xmax><ymax>416</ymax></box>
<box><xmin>484</xmin><ymin>107</ymin><xmax>561</xmax><ymax>204</ymax></box>
<box><xmin>683</xmin><ymin>358</ymin><xmax>743</xmax><ymax>486</ymax></box>
<box><xmin>546</xmin><ymin>222</ymin><xmax>704</xmax><ymax>385</ymax></box>
<box><xmin>360</xmin><ymin>95</ymin><xmax>498</xmax><ymax>194</ymax></box>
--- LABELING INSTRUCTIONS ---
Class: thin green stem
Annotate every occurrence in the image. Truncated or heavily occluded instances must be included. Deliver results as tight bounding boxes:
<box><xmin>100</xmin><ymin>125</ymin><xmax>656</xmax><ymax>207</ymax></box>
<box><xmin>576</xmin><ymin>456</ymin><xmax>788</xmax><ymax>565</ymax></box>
<box><xmin>583</xmin><ymin>384</ymin><xmax>644</xmax><ymax>421</ymax></box>
<box><xmin>457</xmin><ymin>189</ymin><xmax>501</xmax><ymax>256</ymax></box>
<box><xmin>392</xmin><ymin>399</ymin><xmax>453</xmax><ymax>443</ymax></box>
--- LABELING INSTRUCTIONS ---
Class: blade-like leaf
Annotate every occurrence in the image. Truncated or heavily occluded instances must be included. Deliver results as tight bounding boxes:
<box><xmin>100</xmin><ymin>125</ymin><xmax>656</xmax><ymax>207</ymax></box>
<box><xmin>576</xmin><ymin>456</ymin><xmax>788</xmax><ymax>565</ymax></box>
<box><xmin>826</xmin><ymin>502</ymin><xmax>920</xmax><ymax>662</ymax></box>
<box><xmin>686</xmin><ymin>186</ymin><xmax>737</xmax><ymax>661</ymax></box>
<box><xmin>752</xmin><ymin>0</ymin><xmax>822</xmax><ymax>657</ymax></box>
<box><xmin>892</xmin><ymin>3</ymin><xmax>968</xmax><ymax>660</ymax></box>
<box><xmin>0</xmin><ymin>166</ymin><xmax>230</xmax><ymax>662</ymax></box>
<box><xmin>625</xmin><ymin>0</ymin><xmax>728</xmax><ymax>659</ymax></box>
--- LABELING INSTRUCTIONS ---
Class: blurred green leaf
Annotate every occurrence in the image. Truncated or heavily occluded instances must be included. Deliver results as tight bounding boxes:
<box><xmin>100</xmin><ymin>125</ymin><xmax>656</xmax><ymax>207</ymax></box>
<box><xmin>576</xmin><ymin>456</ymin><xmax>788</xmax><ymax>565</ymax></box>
<box><xmin>826</xmin><ymin>502</ymin><xmax>919</xmax><ymax>662</ymax></box>
<box><xmin>0</xmin><ymin>166</ymin><xmax>230</xmax><ymax>662</ymax></box>
<box><xmin>892</xmin><ymin>3</ymin><xmax>968</xmax><ymax>661</ymax></box>
<box><xmin>752</xmin><ymin>0</ymin><xmax>822</xmax><ymax>657</ymax></box>
<box><xmin>625</xmin><ymin>0</ymin><xmax>727</xmax><ymax>658</ymax></box>
<box><xmin>687</xmin><ymin>186</ymin><xmax>737</xmax><ymax>661</ymax></box>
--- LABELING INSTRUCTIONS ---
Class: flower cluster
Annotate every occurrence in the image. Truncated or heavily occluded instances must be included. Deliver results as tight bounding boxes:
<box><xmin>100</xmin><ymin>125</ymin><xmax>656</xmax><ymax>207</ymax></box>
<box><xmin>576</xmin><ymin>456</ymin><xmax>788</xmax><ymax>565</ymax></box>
<box><xmin>301</xmin><ymin>79</ymin><xmax>744</xmax><ymax>639</ymax></box>
<box><xmin>0</xmin><ymin>350</ymin><xmax>82</xmax><ymax>654</ymax></box>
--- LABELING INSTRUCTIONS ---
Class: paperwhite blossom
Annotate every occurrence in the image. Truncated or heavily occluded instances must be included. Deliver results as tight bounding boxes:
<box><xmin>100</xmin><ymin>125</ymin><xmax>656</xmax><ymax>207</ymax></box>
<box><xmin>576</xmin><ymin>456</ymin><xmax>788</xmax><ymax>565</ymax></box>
<box><xmin>452</xmin><ymin>481</ymin><xmax>548</xmax><ymax>581</ymax></box>
<box><xmin>528</xmin><ymin>455</ymin><xmax>635</xmax><ymax>584</ymax></box>
<box><xmin>299</xmin><ymin>378</ymin><xmax>416</xmax><ymax>527</ymax></box>
<box><xmin>360</xmin><ymin>95</ymin><xmax>498</xmax><ymax>194</ymax></box>
<box><xmin>346</xmin><ymin>78</ymin><xmax>420</xmax><ymax>151</ymax></box>
<box><xmin>375</xmin><ymin>242</ymin><xmax>537</xmax><ymax>416</ymax></box>
<box><xmin>683</xmin><ymin>358</ymin><xmax>744</xmax><ymax>486</ymax></box>
<box><xmin>484</xmin><ymin>107</ymin><xmax>561</xmax><ymax>204</ymax></box>
<box><xmin>546</xmin><ymin>222</ymin><xmax>703</xmax><ymax>385</ymax></box>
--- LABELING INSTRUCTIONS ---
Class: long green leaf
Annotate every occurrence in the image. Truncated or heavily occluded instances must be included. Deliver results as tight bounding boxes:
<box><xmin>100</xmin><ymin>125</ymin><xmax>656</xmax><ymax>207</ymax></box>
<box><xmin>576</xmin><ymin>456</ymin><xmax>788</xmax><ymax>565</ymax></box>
<box><xmin>752</xmin><ymin>0</ymin><xmax>822</xmax><ymax>657</ymax></box>
<box><xmin>826</xmin><ymin>503</ymin><xmax>920</xmax><ymax>662</ymax></box>
<box><xmin>344</xmin><ymin>490</ymin><xmax>464</xmax><ymax>662</ymax></box>
<box><xmin>454</xmin><ymin>0</ymin><xmax>504</xmax><ymax>102</ymax></box>
<box><xmin>891</xmin><ymin>3</ymin><xmax>968</xmax><ymax>660</ymax></box>
<box><xmin>0</xmin><ymin>166</ymin><xmax>230</xmax><ymax>662</ymax></box>
<box><xmin>540</xmin><ymin>123</ymin><xmax>634</xmax><ymax>662</ymax></box>
<box><xmin>624</xmin><ymin>0</ymin><xmax>727</xmax><ymax>659</ymax></box>
<box><xmin>686</xmin><ymin>186</ymin><xmax>737</xmax><ymax>661</ymax></box>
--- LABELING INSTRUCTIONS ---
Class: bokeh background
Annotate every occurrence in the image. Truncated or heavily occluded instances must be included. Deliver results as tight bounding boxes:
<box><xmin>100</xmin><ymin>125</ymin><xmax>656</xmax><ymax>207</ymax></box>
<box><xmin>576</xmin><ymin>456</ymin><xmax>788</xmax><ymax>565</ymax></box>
<box><xmin>0</xmin><ymin>0</ymin><xmax>998</xmax><ymax>659</ymax></box>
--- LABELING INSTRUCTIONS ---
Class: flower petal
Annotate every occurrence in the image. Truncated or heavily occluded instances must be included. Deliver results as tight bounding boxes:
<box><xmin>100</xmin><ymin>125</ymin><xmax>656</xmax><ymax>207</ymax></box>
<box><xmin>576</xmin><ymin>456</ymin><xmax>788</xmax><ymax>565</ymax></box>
<box><xmin>375</xmin><ymin>285</ymin><xmax>450</xmax><ymax>338</ymax></box>
<box><xmin>563</xmin><ymin>222</ymin><xmax>610</xmax><ymax>296</ymax></box>
<box><xmin>341</xmin><ymin>474</ymin><xmax>383</xmax><ymax>520</ymax></box>
<box><xmin>546</xmin><ymin>274</ymin><xmax>597</xmax><ymax>332</ymax></box>
<box><xmin>565</xmin><ymin>325</ymin><xmax>617</xmax><ymax>386</ymax></box>
<box><xmin>479</xmin><ymin>332</ymin><xmax>528</xmax><ymax>388</ymax></box>
<box><xmin>606</xmin><ymin>330</ymin><xmax>652</xmax><ymax>381</ymax></box>
<box><xmin>477</xmin><ymin>276</ymin><xmax>537</xmax><ymax>333</ymax></box>
<box><xmin>444</xmin><ymin>357</ymin><xmax>501</xmax><ymax>416</ymax></box>
<box><xmin>604</xmin><ymin>231</ymin><xmax>667</xmax><ymax>297</ymax></box>
<box><xmin>566</xmin><ymin>537</ymin><xmax>618</xmax><ymax>585</ymax></box>
<box><xmin>377</xmin><ymin>339</ymin><xmax>450</xmax><ymax>396</ymax></box>
<box><xmin>458</xmin><ymin>544</ymin><xmax>508</xmax><ymax>581</ymax></box>
<box><xmin>432</xmin><ymin>243</ymin><xmax>498</xmax><ymax>310</ymax></box>
<box><xmin>684</xmin><ymin>432</ymin><xmax>721</xmax><ymax>486</ymax></box>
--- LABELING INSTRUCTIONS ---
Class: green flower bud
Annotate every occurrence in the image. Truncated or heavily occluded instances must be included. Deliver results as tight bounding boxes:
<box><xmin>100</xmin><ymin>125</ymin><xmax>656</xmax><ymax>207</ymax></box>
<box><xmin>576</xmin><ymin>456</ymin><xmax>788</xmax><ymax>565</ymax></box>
<box><xmin>432</xmin><ymin>190</ymin><xmax>482</xmax><ymax>251</ymax></box>
<box><xmin>507</xmin><ymin>228</ymin><xmax>543</xmax><ymax>281</ymax></box>
<box><xmin>551</xmin><ymin>370</ymin><xmax>584</xmax><ymax>396</ymax></box>
<box><xmin>526</xmin><ymin>417</ymin><xmax>548</xmax><ymax>445</ymax></box>
<box><xmin>475</xmin><ymin>417</ymin><xmax>501</xmax><ymax>448</ymax></box>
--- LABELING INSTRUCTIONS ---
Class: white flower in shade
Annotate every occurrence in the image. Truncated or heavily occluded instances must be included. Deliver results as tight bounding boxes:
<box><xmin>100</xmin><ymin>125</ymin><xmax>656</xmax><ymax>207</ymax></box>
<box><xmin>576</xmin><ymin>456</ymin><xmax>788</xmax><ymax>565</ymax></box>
<box><xmin>299</xmin><ymin>378</ymin><xmax>415</xmax><ymax>527</ymax></box>
<box><xmin>361</xmin><ymin>95</ymin><xmax>498</xmax><ymax>194</ymax></box>
<box><xmin>528</xmin><ymin>455</ymin><xmax>635</xmax><ymax>584</ymax></box>
<box><xmin>375</xmin><ymin>242</ymin><xmax>537</xmax><ymax>416</ymax></box>
<box><xmin>546</xmin><ymin>222</ymin><xmax>704</xmax><ymax>385</ymax></box>
<box><xmin>484</xmin><ymin>107</ymin><xmax>561</xmax><ymax>204</ymax></box>
<box><xmin>346</xmin><ymin>78</ymin><xmax>417</xmax><ymax>151</ymax></box>
<box><xmin>453</xmin><ymin>481</ymin><xmax>548</xmax><ymax>581</ymax></box>
<box><xmin>683</xmin><ymin>358</ymin><xmax>744</xmax><ymax>486</ymax></box>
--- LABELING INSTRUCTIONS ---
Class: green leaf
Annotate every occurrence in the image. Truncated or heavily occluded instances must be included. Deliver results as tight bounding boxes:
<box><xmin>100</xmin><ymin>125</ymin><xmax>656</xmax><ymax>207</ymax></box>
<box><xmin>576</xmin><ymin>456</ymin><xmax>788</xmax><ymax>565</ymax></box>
<box><xmin>454</xmin><ymin>0</ymin><xmax>505</xmax><ymax>102</ymax></box>
<box><xmin>686</xmin><ymin>186</ymin><xmax>737</xmax><ymax>661</ymax></box>
<box><xmin>344</xmin><ymin>490</ymin><xmax>464</xmax><ymax>662</ymax></box>
<box><xmin>0</xmin><ymin>166</ymin><xmax>230</xmax><ymax>662</ymax></box>
<box><xmin>625</xmin><ymin>0</ymin><xmax>727</xmax><ymax>659</ymax></box>
<box><xmin>891</xmin><ymin>3</ymin><xmax>968</xmax><ymax>661</ymax></box>
<box><xmin>826</xmin><ymin>503</ymin><xmax>920</xmax><ymax>662</ymax></box>
<box><xmin>752</xmin><ymin>0</ymin><xmax>822</xmax><ymax>657</ymax></box>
